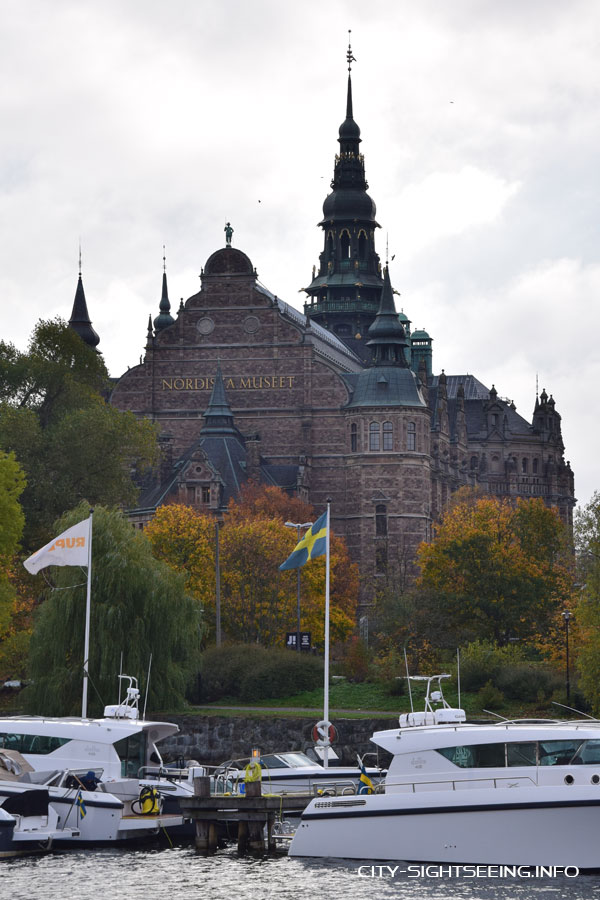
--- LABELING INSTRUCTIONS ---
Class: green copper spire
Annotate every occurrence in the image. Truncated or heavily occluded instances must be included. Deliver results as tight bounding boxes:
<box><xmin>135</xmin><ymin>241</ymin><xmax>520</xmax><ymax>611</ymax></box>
<box><xmin>201</xmin><ymin>361</ymin><xmax>237</xmax><ymax>435</ymax></box>
<box><xmin>366</xmin><ymin>266</ymin><xmax>409</xmax><ymax>366</ymax></box>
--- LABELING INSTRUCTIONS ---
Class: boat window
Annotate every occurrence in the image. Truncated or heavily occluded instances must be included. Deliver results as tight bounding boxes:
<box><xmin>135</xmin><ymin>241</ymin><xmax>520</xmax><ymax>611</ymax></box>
<box><xmin>538</xmin><ymin>740</ymin><xmax>582</xmax><ymax>766</ymax></box>
<box><xmin>278</xmin><ymin>753</ymin><xmax>315</xmax><ymax>768</ymax></box>
<box><xmin>259</xmin><ymin>755</ymin><xmax>289</xmax><ymax>769</ymax></box>
<box><xmin>114</xmin><ymin>732</ymin><xmax>147</xmax><ymax>777</ymax></box>
<box><xmin>506</xmin><ymin>743</ymin><xmax>537</xmax><ymax>767</ymax></box>
<box><xmin>437</xmin><ymin>743</ymin><xmax>505</xmax><ymax>768</ymax></box>
<box><xmin>571</xmin><ymin>740</ymin><xmax>600</xmax><ymax>765</ymax></box>
<box><xmin>0</xmin><ymin>733</ymin><xmax>72</xmax><ymax>755</ymax></box>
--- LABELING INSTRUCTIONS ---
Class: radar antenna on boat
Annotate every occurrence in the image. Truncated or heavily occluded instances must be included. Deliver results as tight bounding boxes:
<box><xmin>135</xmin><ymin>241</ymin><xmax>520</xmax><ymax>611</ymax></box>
<box><xmin>103</xmin><ymin>675</ymin><xmax>140</xmax><ymax>720</ymax></box>
<box><xmin>399</xmin><ymin>674</ymin><xmax>466</xmax><ymax>728</ymax></box>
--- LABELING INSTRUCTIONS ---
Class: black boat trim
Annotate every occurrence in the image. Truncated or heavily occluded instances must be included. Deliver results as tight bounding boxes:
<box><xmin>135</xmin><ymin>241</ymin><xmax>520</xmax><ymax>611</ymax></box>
<box><xmin>303</xmin><ymin>798</ymin><xmax>600</xmax><ymax>821</ymax></box>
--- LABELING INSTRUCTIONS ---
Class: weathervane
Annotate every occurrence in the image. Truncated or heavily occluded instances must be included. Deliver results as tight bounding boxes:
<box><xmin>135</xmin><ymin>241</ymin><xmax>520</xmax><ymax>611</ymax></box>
<box><xmin>347</xmin><ymin>29</ymin><xmax>356</xmax><ymax>72</ymax></box>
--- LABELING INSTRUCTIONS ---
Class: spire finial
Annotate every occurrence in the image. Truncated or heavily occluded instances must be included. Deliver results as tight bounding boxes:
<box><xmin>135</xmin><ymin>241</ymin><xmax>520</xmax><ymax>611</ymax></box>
<box><xmin>347</xmin><ymin>30</ymin><xmax>355</xmax><ymax>73</ymax></box>
<box><xmin>386</xmin><ymin>232</ymin><xmax>389</xmax><ymax>267</ymax></box>
<box><xmin>163</xmin><ymin>244</ymin><xmax>166</xmax><ymax>273</ymax></box>
<box><xmin>78</xmin><ymin>240</ymin><xmax>82</xmax><ymax>276</ymax></box>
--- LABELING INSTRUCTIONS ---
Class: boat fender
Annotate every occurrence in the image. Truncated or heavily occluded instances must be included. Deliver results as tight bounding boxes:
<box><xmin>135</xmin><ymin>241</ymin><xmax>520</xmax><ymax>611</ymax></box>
<box><xmin>244</xmin><ymin>760</ymin><xmax>262</xmax><ymax>783</ymax></box>
<box><xmin>133</xmin><ymin>786</ymin><xmax>161</xmax><ymax>815</ymax></box>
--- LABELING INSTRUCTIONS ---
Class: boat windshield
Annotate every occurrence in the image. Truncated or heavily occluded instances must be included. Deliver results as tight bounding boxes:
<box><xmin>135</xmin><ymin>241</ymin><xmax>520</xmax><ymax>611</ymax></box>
<box><xmin>113</xmin><ymin>732</ymin><xmax>147</xmax><ymax>777</ymax></box>
<box><xmin>260</xmin><ymin>753</ymin><xmax>315</xmax><ymax>769</ymax></box>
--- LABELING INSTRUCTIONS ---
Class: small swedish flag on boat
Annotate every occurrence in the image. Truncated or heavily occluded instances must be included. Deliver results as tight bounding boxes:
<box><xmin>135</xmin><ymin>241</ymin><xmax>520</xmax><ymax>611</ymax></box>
<box><xmin>76</xmin><ymin>791</ymin><xmax>87</xmax><ymax>818</ymax></box>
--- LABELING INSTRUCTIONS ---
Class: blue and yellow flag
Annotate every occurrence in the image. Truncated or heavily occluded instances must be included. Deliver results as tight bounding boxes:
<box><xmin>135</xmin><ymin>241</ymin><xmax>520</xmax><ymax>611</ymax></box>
<box><xmin>76</xmin><ymin>791</ymin><xmax>87</xmax><ymax>819</ymax></box>
<box><xmin>279</xmin><ymin>512</ymin><xmax>328</xmax><ymax>570</ymax></box>
<box><xmin>358</xmin><ymin>763</ymin><xmax>374</xmax><ymax>795</ymax></box>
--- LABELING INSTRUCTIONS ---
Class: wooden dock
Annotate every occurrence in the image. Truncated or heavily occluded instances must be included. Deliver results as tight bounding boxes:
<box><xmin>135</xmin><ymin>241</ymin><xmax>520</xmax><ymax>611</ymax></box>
<box><xmin>178</xmin><ymin>777</ymin><xmax>311</xmax><ymax>853</ymax></box>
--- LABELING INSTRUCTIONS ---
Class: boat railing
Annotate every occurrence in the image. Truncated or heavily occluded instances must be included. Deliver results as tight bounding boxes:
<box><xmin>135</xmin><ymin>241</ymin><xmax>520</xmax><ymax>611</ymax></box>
<box><xmin>385</xmin><ymin>774</ymin><xmax>537</xmax><ymax>793</ymax></box>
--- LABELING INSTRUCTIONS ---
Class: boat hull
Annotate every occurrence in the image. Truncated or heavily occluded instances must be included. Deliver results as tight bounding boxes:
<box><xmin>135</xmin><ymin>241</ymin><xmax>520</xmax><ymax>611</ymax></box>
<box><xmin>289</xmin><ymin>786</ymin><xmax>600</xmax><ymax>867</ymax></box>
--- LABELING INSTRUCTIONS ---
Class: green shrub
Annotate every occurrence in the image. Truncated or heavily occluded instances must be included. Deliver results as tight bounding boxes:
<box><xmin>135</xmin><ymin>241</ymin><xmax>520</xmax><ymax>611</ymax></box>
<box><xmin>195</xmin><ymin>644</ymin><xmax>323</xmax><ymax>702</ymax></box>
<box><xmin>496</xmin><ymin>664</ymin><xmax>562</xmax><ymax>702</ymax></box>
<box><xmin>478</xmin><ymin>680</ymin><xmax>505</xmax><ymax>709</ymax></box>
<box><xmin>458</xmin><ymin>640</ymin><xmax>525</xmax><ymax>692</ymax></box>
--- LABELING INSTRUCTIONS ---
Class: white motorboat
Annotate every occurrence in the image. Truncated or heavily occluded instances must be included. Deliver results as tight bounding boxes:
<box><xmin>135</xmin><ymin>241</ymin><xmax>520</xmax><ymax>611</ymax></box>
<box><xmin>0</xmin><ymin>678</ymin><xmax>196</xmax><ymax>836</ymax></box>
<box><xmin>0</xmin><ymin>748</ymin><xmax>185</xmax><ymax>847</ymax></box>
<box><xmin>289</xmin><ymin>674</ymin><xmax>600</xmax><ymax>867</ymax></box>
<box><xmin>214</xmin><ymin>750</ymin><xmax>383</xmax><ymax>797</ymax></box>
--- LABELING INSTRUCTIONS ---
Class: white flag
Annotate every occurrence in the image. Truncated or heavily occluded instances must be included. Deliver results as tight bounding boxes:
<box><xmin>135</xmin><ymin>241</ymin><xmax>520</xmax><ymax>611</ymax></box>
<box><xmin>24</xmin><ymin>518</ymin><xmax>91</xmax><ymax>574</ymax></box>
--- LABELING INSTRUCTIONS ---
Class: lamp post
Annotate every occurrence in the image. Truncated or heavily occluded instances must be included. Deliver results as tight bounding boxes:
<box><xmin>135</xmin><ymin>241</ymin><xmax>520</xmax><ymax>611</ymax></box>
<box><xmin>562</xmin><ymin>609</ymin><xmax>572</xmax><ymax>705</ymax></box>
<box><xmin>215</xmin><ymin>512</ymin><xmax>225</xmax><ymax>647</ymax></box>
<box><xmin>284</xmin><ymin>521</ymin><xmax>313</xmax><ymax>651</ymax></box>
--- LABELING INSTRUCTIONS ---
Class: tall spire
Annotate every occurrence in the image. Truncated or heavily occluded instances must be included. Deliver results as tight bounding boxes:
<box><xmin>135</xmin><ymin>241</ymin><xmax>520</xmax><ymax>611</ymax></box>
<box><xmin>153</xmin><ymin>246</ymin><xmax>175</xmax><ymax>333</ymax></box>
<box><xmin>366</xmin><ymin>266</ymin><xmax>409</xmax><ymax>367</ymax></box>
<box><xmin>303</xmin><ymin>33</ymin><xmax>383</xmax><ymax>361</ymax></box>
<box><xmin>201</xmin><ymin>361</ymin><xmax>237</xmax><ymax>435</ymax></box>
<box><xmin>68</xmin><ymin>249</ymin><xmax>100</xmax><ymax>349</ymax></box>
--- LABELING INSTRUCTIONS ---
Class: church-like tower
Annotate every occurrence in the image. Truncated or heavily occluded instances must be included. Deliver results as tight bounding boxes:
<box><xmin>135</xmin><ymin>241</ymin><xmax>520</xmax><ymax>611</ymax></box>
<box><xmin>303</xmin><ymin>39</ymin><xmax>383</xmax><ymax>361</ymax></box>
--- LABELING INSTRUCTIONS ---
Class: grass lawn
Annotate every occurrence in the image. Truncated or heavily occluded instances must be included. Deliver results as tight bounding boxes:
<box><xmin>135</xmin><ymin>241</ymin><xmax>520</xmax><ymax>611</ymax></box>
<box><xmin>186</xmin><ymin>679</ymin><xmax>566</xmax><ymax>720</ymax></box>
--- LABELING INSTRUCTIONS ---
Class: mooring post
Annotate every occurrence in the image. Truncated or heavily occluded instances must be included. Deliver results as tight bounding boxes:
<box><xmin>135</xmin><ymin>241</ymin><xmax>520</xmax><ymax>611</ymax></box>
<box><xmin>193</xmin><ymin>775</ymin><xmax>212</xmax><ymax>851</ymax></box>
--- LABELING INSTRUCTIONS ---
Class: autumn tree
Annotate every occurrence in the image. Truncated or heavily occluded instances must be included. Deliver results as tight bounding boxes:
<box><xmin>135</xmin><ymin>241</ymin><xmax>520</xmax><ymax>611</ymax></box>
<box><xmin>25</xmin><ymin>504</ymin><xmax>201</xmax><ymax>715</ymax></box>
<box><xmin>0</xmin><ymin>319</ymin><xmax>158</xmax><ymax>549</ymax></box>
<box><xmin>573</xmin><ymin>492</ymin><xmax>600</xmax><ymax>712</ymax></box>
<box><xmin>146</xmin><ymin>486</ymin><xmax>358</xmax><ymax>648</ymax></box>
<box><xmin>417</xmin><ymin>490</ymin><xmax>573</xmax><ymax>647</ymax></box>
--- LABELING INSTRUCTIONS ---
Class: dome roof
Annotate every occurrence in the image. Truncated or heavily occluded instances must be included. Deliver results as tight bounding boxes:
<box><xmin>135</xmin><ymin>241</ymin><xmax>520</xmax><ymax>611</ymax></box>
<box><xmin>322</xmin><ymin>188</ymin><xmax>377</xmax><ymax>222</ymax></box>
<box><xmin>346</xmin><ymin>366</ymin><xmax>426</xmax><ymax>409</ymax></box>
<box><xmin>339</xmin><ymin>116</ymin><xmax>360</xmax><ymax>140</ymax></box>
<box><xmin>411</xmin><ymin>328</ymin><xmax>432</xmax><ymax>341</ymax></box>
<box><xmin>204</xmin><ymin>247</ymin><xmax>254</xmax><ymax>276</ymax></box>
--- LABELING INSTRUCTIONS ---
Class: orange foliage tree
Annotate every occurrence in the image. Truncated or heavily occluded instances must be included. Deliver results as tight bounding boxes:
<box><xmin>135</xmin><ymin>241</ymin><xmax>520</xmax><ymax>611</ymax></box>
<box><xmin>145</xmin><ymin>484</ymin><xmax>358</xmax><ymax>648</ymax></box>
<box><xmin>417</xmin><ymin>490</ymin><xmax>573</xmax><ymax>646</ymax></box>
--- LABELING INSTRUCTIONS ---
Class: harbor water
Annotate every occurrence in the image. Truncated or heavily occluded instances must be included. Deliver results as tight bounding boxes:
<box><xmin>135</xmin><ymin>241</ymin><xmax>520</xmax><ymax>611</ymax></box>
<box><xmin>3</xmin><ymin>847</ymin><xmax>600</xmax><ymax>900</ymax></box>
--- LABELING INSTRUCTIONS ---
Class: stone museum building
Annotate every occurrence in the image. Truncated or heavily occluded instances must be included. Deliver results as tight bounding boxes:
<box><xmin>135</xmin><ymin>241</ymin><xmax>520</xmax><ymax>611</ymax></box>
<box><xmin>70</xmin><ymin>57</ymin><xmax>575</xmax><ymax>602</ymax></box>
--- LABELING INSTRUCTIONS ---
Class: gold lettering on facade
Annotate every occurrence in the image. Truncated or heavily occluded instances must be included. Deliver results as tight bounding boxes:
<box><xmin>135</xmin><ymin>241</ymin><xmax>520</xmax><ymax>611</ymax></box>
<box><xmin>161</xmin><ymin>375</ymin><xmax>296</xmax><ymax>390</ymax></box>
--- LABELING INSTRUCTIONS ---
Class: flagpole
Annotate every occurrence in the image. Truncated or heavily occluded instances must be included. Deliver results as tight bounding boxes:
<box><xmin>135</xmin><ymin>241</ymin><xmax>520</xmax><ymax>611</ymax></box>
<box><xmin>323</xmin><ymin>498</ymin><xmax>331</xmax><ymax>768</ymax></box>
<box><xmin>81</xmin><ymin>509</ymin><xmax>93</xmax><ymax>719</ymax></box>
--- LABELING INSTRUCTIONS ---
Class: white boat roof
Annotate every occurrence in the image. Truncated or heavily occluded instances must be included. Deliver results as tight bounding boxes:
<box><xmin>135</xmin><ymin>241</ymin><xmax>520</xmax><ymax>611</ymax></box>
<box><xmin>372</xmin><ymin>720</ymin><xmax>600</xmax><ymax>754</ymax></box>
<box><xmin>0</xmin><ymin>715</ymin><xmax>178</xmax><ymax>744</ymax></box>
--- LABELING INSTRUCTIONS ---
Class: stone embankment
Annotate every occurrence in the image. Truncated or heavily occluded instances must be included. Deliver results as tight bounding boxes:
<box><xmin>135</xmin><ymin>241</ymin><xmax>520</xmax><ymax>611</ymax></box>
<box><xmin>159</xmin><ymin>714</ymin><xmax>397</xmax><ymax>767</ymax></box>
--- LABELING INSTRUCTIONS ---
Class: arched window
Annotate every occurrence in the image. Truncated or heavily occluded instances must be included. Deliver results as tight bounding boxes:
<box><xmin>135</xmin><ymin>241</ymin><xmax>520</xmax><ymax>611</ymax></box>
<box><xmin>383</xmin><ymin>421</ymin><xmax>393</xmax><ymax>450</ymax></box>
<box><xmin>340</xmin><ymin>230</ymin><xmax>351</xmax><ymax>259</ymax></box>
<box><xmin>358</xmin><ymin>230</ymin><xmax>367</xmax><ymax>258</ymax></box>
<box><xmin>522</xmin><ymin>458</ymin><xmax>528</xmax><ymax>474</ymax></box>
<box><xmin>533</xmin><ymin>458</ymin><xmax>539</xmax><ymax>474</ymax></box>
<box><xmin>407</xmin><ymin>422</ymin><xmax>416</xmax><ymax>451</ymax></box>
<box><xmin>470</xmin><ymin>455</ymin><xmax>478</xmax><ymax>470</ymax></box>
<box><xmin>369</xmin><ymin>422</ymin><xmax>380</xmax><ymax>451</ymax></box>
<box><xmin>350</xmin><ymin>423</ymin><xmax>357</xmax><ymax>452</ymax></box>
<box><xmin>327</xmin><ymin>233</ymin><xmax>334</xmax><ymax>257</ymax></box>
<box><xmin>375</xmin><ymin>504</ymin><xmax>387</xmax><ymax>537</ymax></box>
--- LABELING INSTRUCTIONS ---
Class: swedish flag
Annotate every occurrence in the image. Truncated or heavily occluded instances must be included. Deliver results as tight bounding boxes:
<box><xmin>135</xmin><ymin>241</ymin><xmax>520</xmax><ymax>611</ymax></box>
<box><xmin>358</xmin><ymin>763</ymin><xmax>374</xmax><ymax>795</ymax></box>
<box><xmin>76</xmin><ymin>791</ymin><xmax>87</xmax><ymax>819</ymax></box>
<box><xmin>279</xmin><ymin>512</ymin><xmax>328</xmax><ymax>570</ymax></box>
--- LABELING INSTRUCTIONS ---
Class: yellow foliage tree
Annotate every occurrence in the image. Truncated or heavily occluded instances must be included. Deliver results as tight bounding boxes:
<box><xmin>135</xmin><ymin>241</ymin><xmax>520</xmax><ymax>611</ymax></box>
<box><xmin>417</xmin><ymin>490</ymin><xmax>573</xmax><ymax>647</ymax></box>
<box><xmin>146</xmin><ymin>486</ymin><xmax>358</xmax><ymax>648</ymax></box>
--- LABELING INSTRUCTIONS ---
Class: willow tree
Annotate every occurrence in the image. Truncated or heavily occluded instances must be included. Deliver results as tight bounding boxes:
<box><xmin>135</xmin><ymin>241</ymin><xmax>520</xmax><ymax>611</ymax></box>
<box><xmin>25</xmin><ymin>504</ymin><xmax>202</xmax><ymax>715</ymax></box>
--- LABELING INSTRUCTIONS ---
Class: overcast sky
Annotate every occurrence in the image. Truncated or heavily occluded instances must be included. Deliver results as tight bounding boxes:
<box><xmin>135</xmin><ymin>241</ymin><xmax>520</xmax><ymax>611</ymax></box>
<box><xmin>2</xmin><ymin>0</ymin><xmax>598</xmax><ymax>510</ymax></box>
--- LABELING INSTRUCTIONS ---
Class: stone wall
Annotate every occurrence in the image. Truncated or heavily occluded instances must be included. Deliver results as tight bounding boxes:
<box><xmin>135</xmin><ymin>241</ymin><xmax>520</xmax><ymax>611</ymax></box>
<box><xmin>158</xmin><ymin>714</ymin><xmax>397</xmax><ymax>768</ymax></box>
